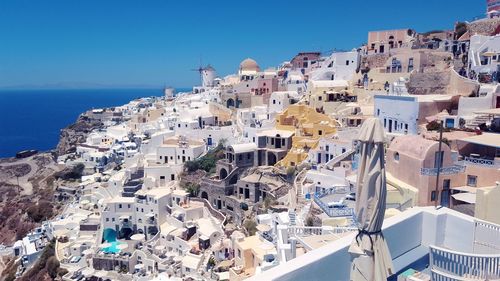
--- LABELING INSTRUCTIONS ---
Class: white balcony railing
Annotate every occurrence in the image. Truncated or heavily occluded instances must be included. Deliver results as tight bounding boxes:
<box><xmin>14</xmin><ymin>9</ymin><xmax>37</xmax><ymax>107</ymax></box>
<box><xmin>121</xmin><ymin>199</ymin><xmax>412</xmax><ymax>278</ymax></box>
<box><xmin>429</xmin><ymin>245</ymin><xmax>500</xmax><ymax>280</ymax></box>
<box><xmin>313</xmin><ymin>190</ymin><xmax>354</xmax><ymax>218</ymax></box>
<box><xmin>420</xmin><ymin>165</ymin><xmax>465</xmax><ymax>176</ymax></box>
<box><xmin>463</xmin><ymin>156</ymin><xmax>499</xmax><ymax>168</ymax></box>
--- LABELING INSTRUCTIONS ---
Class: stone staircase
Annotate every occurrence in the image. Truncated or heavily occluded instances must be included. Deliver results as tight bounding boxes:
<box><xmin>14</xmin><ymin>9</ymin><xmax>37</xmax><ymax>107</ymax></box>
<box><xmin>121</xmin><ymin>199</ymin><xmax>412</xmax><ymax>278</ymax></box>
<box><xmin>288</xmin><ymin>210</ymin><xmax>297</xmax><ymax>226</ymax></box>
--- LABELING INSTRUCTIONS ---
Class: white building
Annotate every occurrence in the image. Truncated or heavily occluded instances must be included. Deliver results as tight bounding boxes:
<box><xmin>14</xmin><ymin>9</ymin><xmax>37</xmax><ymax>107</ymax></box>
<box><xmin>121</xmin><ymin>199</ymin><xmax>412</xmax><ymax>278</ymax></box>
<box><xmin>468</xmin><ymin>34</ymin><xmax>500</xmax><ymax>79</ymax></box>
<box><xmin>311</xmin><ymin>50</ymin><xmax>360</xmax><ymax>82</ymax></box>
<box><xmin>374</xmin><ymin>94</ymin><xmax>419</xmax><ymax>135</ymax></box>
<box><xmin>269</xmin><ymin>91</ymin><xmax>299</xmax><ymax>114</ymax></box>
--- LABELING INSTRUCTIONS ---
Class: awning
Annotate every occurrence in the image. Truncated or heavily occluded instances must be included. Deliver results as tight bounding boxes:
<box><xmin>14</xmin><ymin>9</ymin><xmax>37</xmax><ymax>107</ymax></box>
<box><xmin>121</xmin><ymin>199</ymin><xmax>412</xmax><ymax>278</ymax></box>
<box><xmin>481</xmin><ymin>51</ymin><xmax>496</xmax><ymax>57</ymax></box>
<box><xmin>458</xmin><ymin>133</ymin><xmax>500</xmax><ymax>149</ymax></box>
<box><xmin>450</xmin><ymin>186</ymin><xmax>477</xmax><ymax>193</ymax></box>
<box><xmin>452</xmin><ymin>192</ymin><xmax>476</xmax><ymax>204</ymax></box>
<box><xmin>473</xmin><ymin>108</ymin><xmax>500</xmax><ymax>116</ymax></box>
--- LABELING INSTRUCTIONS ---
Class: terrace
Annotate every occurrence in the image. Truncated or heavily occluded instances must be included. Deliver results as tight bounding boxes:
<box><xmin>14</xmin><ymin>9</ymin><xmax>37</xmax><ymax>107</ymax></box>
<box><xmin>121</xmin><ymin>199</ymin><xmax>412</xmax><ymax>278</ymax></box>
<box><xmin>248</xmin><ymin>207</ymin><xmax>500</xmax><ymax>281</ymax></box>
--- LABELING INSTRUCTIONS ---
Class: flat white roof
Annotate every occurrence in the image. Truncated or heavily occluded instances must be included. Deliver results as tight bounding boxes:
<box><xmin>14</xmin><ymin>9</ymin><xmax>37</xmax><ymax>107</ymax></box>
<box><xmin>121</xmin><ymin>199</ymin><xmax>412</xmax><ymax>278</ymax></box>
<box><xmin>108</xmin><ymin>196</ymin><xmax>135</xmax><ymax>204</ymax></box>
<box><xmin>182</xmin><ymin>253</ymin><xmax>202</xmax><ymax>269</ymax></box>
<box><xmin>258</xmin><ymin>129</ymin><xmax>294</xmax><ymax>138</ymax></box>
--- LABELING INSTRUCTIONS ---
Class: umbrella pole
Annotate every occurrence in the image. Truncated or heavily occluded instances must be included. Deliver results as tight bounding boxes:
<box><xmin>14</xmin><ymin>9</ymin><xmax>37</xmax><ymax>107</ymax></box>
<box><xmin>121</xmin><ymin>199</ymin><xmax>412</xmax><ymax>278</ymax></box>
<box><xmin>434</xmin><ymin>120</ymin><xmax>444</xmax><ymax>209</ymax></box>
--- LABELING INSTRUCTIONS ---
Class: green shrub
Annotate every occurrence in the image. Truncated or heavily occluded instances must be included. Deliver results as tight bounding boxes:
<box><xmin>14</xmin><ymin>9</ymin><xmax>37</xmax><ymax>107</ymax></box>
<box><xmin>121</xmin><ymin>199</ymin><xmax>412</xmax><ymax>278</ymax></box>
<box><xmin>184</xmin><ymin>144</ymin><xmax>225</xmax><ymax>173</ymax></box>
<box><xmin>185</xmin><ymin>183</ymin><xmax>200</xmax><ymax>197</ymax></box>
<box><xmin>243</xmin><ymin>219</ymin><xmax>257</xmax><ymax>236</ymax></box>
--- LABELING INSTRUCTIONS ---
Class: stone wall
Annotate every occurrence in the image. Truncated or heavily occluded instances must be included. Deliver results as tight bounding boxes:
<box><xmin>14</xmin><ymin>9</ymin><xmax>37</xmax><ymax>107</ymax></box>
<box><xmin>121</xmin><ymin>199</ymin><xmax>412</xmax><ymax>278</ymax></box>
<box><xmin>468</xmin><ymin>18</ymin><xmax>500</xmax><ymax>36</ymax></box>
<box><xmin>407</xmin><ymin>70</ymin><xmax>451</xmax><ymax>95</ymax></box>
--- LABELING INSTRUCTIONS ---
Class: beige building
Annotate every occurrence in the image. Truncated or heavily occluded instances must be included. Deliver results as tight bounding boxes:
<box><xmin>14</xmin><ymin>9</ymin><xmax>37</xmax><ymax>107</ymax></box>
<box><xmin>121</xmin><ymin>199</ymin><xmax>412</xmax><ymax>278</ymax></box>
<box><xmin>230</xmin><ymin>235</ymin><xmax>276</xmax><ymax>281</ymax></box>
<box><xmin>475</xmin><ymin>183</ymin><xmax>500</xmax><ymax>225</ymax></box>
<box><xmin>306</xmin><ymin>80</ymin><xmax>354</xmax><ymax>114</ymax></box>
<box><xmin>367</xmin><ymin>29</ymin><xmax>416</xmax><ymax>54</ymax></box>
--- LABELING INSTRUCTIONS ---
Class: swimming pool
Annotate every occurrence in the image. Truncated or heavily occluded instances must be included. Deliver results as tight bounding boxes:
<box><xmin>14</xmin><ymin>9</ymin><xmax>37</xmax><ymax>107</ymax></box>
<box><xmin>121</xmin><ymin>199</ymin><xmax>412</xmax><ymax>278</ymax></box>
<box><xmin>102</xmin><ymin>241</ymin><xmax>126</xmax><ymax>254</ymax></box>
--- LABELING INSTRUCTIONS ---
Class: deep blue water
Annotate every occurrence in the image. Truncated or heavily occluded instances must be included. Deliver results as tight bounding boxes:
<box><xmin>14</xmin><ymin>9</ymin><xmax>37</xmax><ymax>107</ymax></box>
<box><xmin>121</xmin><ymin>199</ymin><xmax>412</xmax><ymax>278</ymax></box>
<box><xmin>0</xmin><ymin>88</ymin><xmax>188</xmax><ymax>158</ymax></box>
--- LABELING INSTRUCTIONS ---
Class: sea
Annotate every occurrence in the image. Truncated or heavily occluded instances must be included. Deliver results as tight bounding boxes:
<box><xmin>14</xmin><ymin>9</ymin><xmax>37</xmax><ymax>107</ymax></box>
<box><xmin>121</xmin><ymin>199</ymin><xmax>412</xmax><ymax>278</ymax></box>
<box><xmin>0</xmin><ymin>88</ymin><xmax>189</xmax><ymax>158</ymax></box>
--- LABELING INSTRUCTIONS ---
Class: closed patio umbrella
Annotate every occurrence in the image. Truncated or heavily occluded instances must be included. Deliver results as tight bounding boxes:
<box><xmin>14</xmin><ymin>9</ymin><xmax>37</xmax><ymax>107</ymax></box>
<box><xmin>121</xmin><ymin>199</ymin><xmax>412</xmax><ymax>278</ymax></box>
<box><xmin>348</xmin><ymin>118</ymin><xmax>394</xmax><ymax>281</ymax></box>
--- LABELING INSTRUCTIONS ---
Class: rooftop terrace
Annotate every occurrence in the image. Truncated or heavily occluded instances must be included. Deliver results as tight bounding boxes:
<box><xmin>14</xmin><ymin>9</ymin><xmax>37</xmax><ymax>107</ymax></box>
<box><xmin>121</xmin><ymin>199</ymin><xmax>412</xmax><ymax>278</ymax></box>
<box><xmin>248</xmin><ymin>207</ymin><xmax>500</xmax><ymax>281</ymax></box>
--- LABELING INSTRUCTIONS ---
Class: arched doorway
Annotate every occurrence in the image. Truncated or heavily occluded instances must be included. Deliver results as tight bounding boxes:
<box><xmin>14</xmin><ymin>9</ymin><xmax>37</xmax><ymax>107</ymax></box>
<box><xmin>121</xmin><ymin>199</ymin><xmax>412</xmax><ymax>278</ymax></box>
<box><xmin>229</xmin><ymin>175</ymin><xmax>238</xmax><ymax>185</ymax></box>
<box><xmin>227</xmin><ymin>98</ymin><xmax>235</xmax><ymax>108</ymax></box>
<box><xmin>267</xmin><ymin>152</ymin><xmax>277</xmax><ymax>166</ymax></box>
<box><xmin>201</xmin><ymin>191</ymin><xmax>208</xmax><ymax>200</ymax></box>
<box><xmin>220</xmin><ymin>168</ymin><xmax>228</xmax><ymax>179</ymax></box>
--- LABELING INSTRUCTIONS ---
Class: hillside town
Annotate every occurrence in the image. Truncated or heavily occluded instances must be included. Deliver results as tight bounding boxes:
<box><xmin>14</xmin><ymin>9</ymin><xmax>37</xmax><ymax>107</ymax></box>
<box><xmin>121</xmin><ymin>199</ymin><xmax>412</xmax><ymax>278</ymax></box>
<box><xmin>1</xmin><ymin>2</ymin><xmax>500</xmax><ymax>281</ymax></box>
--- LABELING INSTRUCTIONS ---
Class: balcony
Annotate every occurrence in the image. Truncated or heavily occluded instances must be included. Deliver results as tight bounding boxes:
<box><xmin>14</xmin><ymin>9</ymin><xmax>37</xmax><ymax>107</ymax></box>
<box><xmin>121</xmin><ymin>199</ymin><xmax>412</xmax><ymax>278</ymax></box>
<box><xmin>420</xmin><ymin>165</ymin><xmax>465</xmax><ymax>176</ymax></box>
<box><xmin>313</xmin><ymin>188</ymin><xmax>355</xmax><ymax>218</ymax></box>
<box><xmin>462</xmin><ymin>156</ymin><xmax>500</xmax><ymax>168</ymax></box>
<box><xmin>248</xmin><ymin>207</ymin><xmax>500</xmax><ymax>281</ymax></box>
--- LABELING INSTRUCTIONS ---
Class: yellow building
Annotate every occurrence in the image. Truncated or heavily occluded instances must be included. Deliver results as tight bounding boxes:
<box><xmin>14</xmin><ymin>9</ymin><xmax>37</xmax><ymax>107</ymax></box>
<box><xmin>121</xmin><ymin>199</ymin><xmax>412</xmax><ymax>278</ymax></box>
<box><xmin>275</xmin><ymin>104</ymin><xmax>339</xmax><ymax>167</ymax></box>
<box><xmin>306</xmin><ymin>80</ymin><xmax>356</xmax><ymax>114</ymax></box>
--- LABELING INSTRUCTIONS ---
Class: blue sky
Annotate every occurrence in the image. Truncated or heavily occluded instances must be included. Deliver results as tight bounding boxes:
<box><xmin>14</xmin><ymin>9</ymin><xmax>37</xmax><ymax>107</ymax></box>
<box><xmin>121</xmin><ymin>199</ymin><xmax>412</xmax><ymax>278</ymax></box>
<box><xmin>0</xmin><ymin>0</ymin><xmax>485</xmax><ymax>89</ymax></box>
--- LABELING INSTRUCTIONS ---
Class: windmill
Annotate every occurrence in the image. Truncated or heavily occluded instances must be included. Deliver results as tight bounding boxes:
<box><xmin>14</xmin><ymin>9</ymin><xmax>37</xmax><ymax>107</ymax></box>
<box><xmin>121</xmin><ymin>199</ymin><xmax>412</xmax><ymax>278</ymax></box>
<box><xmin>191</xmin><ymin>58</ymin><xmax>216</xmax><ymax>88</ymax></box>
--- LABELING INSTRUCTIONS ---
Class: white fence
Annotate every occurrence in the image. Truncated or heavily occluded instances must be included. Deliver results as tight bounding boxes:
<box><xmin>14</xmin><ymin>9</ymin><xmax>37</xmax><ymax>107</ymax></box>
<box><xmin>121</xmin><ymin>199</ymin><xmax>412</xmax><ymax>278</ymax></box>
<box><xmin>473</xmin><ymin>219</ymin><xmax>500</xmax><ymax>254</ymax></box>
<box><xmin>429</xmin><ymin>245</ymin><xmax>500</xmax><ymax>280</ymax></box>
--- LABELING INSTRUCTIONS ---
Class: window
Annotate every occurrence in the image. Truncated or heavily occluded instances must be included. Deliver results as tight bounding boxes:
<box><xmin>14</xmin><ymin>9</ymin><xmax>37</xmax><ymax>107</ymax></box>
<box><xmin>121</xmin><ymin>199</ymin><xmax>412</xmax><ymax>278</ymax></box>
<box><xmin>431</xmin><ymin>191</ymin><xmax>437</xmax><ymax>201</ymax></box>
<box><xmin>325</xmin><ymin>145</ymin><xmax>329</xmax><ymax>152</ymax></box>
<box><xmin>318</xmin><ymin>96</ymin><xmax>322</xmax><ymax>101</ymax></box>
<box><xmin>318</xmin><ymin>130</ymin><xmax>323</xmax><ymax>136</ymax></box>
<box><xmin>345</xmin><ymin>60</ymin><xmax>350</xmax><ymax>66</ymax></box>
<box><xmin>408</xmin><ymin>58</ymin><xmax>414</xmax><ymax>72</ymax></box>
<box><xmin>238</xmin><ymin>154</ymin><xmax>243</xmax><ymax>161</ymax></box>
<box><xmin>119</xmin><ymin>204</ymin><xmax>122</xmax><ymax>209</ymax></box>
<box><xmin>247</xmin><ymin>153</ymin><xmax>251</xmax><ymax>159</ymax></box>
<box><xmin>377</xmin><ymin>109</ymin><xmax>380</xmax><ymax>116</ymax></box>
<box><xmin>394</xmin><ymin>152</ymin><xmax>400</xmax><ymax>161</ymax></box>
<box><xmin>434</xmin><ymin>151</ymin><xmax>444</xmax><ymax>168</ymax></box>
<box><xmin>171</xmin><ymin>174</ymin><xmax>175</xmax><ymax>180</ymax></box>
<box><xmin>106</xmin><ymin>218</ymin><xmax>109</xmax><ymax>222</ymax></box>
<box><xmin>467</xmin><ymin>175</ymin><xmax>477</xmax><ymax>187</ymax></box>
<box><xmin>160</xmin><ymin>176</ymin><xmax>165</xmax><ymax>180</ymax></box>
<box><xmin>273</xmin><ymin>100</ymin><xmax>276</xmax><ymax>104</ymax></box>
<box><xmin>238</xmin><ymin>249</ymin><xmax>241</xmax><ymax>258</ymax></box>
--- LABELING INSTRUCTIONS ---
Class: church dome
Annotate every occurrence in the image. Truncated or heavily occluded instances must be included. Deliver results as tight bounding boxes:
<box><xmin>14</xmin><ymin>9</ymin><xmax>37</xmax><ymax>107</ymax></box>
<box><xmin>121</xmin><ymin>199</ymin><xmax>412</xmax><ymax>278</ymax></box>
<box><xmin>239</xmin><ymin>58</ymin><xmax>260</xmax><ymax>72</ymax></box>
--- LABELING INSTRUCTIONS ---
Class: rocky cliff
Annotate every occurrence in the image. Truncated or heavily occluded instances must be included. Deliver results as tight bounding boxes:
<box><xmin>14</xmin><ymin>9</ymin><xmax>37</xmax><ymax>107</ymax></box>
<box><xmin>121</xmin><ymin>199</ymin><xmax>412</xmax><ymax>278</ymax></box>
<box><xmin>56</xmin><ymin>114</ymin><xmax>104</xmax><ymax>156</ymax></box>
